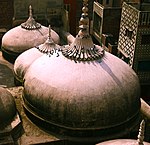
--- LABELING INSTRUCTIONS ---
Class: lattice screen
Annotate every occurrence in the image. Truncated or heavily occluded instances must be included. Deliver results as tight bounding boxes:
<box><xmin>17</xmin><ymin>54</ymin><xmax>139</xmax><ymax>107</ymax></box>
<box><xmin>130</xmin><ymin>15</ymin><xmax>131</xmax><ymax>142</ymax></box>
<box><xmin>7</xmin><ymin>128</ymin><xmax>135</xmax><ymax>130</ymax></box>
<box><xmin>117</xmin><ymin>2</ymin><xmax>139</xmax><ymax>67</ymax></box>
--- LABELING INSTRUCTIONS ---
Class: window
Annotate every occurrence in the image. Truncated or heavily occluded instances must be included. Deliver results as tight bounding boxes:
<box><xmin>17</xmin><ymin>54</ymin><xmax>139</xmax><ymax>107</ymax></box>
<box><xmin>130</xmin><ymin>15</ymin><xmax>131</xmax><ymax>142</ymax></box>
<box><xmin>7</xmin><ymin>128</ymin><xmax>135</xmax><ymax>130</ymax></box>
<box><xmin>138</xmin><ymin>61</ymin><xmax>150</xmax><ymax>71</ymax></box>
<box><xmin>125</xmin><ymin>29</ymin><xmax>133</xmax><ymax>39</ymax></box>
<box><xmin>106</xmin><ymin>0</ymin><xmax>109</xmax><ymax>4</ymax></box>
<box><xmin>93</xmin><ymin>12</ymin><xmax>102</xmax><ymax>34</ymax></box>
<box><xmin>141</xmin><ymin>34</ymin><xmax>150</xmax><ymax>45</ymax></box>
<box><xmin>97</xmin><ymin>0</ymin><xmax>103</xmax><ymax>4</ymax></box>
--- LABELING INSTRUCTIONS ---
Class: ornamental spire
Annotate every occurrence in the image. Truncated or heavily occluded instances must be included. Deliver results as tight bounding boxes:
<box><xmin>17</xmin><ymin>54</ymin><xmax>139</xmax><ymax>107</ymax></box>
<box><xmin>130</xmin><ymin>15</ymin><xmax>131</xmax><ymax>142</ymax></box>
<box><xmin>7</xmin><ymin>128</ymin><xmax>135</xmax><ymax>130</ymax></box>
<box><xmin>62</xmin><ymin>0</ymin><xmax>104</xmax><ymax>62</ymax></box>
<box><xmin>37</xmin><ymin>25</ymin><xmax>60</xmax><ymax>56</ymax></box>
<box><xmin>137</xmin><ymin>120</ymin><xmax>145</xmax><ymax>145</ymax></box>
<box><xmin>79</xmin><ymin>0</ymin><xmax>89</xmax><ymax>31</ymax></box>
<box><xmin>21</xmin><ymin>5</ymin><xmax>41</xmax><ymax>30</ymax></box>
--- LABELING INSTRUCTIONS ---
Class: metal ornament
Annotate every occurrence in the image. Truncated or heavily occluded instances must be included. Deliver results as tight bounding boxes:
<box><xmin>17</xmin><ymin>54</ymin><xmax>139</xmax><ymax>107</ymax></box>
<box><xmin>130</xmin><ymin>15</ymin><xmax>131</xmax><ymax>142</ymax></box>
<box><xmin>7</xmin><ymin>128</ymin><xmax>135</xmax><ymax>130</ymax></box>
<box><xmin>137</xmin><ymin>120</ymin><xmax>145</xmax><ymax>145</ymax></box>
<box><xmin>62</xmin><ymin>0</ymin><xmax>104</xmax><ymax>62</ymax></box>
<box><xmin>36</xmin><ymin>25</ymin><xmax>60</xmax><ymax>57</ymax></box>
<box><xmin>21</xmin><ymin>5</ymin><xmax>41</xmax><ymax>30</ymax></box>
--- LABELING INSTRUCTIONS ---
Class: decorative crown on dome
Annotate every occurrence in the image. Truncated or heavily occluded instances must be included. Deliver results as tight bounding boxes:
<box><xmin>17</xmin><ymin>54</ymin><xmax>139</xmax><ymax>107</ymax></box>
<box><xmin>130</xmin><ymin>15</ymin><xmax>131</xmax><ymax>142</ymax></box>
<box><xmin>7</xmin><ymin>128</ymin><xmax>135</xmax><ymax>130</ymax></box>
<box><xmin>62</xmin><ymin>0</ymin><xmax>104</xmax><ymax>62</ymax></box>
<box><xmin>21</xmin><ymin>5</ymin><xmax>41</xmax><ymax>30</ymax></box>
<box><xmin>36</xmin><ymin>25</ymin><xmax>60</xmax><ymax>56</ymax></box>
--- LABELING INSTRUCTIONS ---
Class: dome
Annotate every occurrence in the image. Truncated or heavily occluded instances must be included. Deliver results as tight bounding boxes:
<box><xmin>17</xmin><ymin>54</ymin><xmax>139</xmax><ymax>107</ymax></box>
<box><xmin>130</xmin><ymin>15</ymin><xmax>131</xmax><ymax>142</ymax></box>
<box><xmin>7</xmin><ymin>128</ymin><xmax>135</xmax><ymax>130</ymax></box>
<box><xmin>21</xmin><ymin>1</ymin><xmax>141</xmax><ymax>144</ymax></box>
<box><xmin>13</xmin><ymin>47</ymin><xmax>43</xmax><ymax>85</ymax></box>
<box><xmin>23</xmin><ymin>47</ymin><xmax>141</xmax><ymax>142</ymax></box>
<box><xmin>14</xmin><ymin>26</ymin><xmax>60</xmax><ymax>85</ymax></box>
<box><xmin>0</xmin><ymin>87</ymin><xmax>17</xmax><ymax>129</ymax></box>
<box><xmin>97</xmin><ymin>139</ymin><xmax>150</xmax><ymax>145</ymax></box>
<box><xmin>1</xmin><ymin>5</ymin><xmax>60</xmax><ymax>63</ymax></box>
<box><xmin>96</xmin><ymin>120</ymin><xmax>150</xmax><ymax>145</ymax></box>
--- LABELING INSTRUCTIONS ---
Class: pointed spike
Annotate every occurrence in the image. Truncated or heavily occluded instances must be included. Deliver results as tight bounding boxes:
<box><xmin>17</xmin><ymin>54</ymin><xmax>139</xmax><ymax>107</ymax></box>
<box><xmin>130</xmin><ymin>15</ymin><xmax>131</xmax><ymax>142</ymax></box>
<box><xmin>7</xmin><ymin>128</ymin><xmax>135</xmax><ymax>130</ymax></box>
<box><xmin>137</xmin><ymin>120</ymin><xmax>145</xmax><ymax>145</ymax></box>
<box><xmin>48</xmin><ymin>25</ymin><xmax>51</xmax><ymax>38</ymax></box>
<box><xmin>21</xmin><ymin>5</ymin><xmax>41</xmax><ymax>30</ymax></box>
<box><xmin>62</xmin><ymin>0</ymin><xmax>104</xmax><ymax>61</ymax></box>
<box><xmin>79</xmin><ymin>0</ymin><xmax>89</xmax><ymax>32</ymax></box>
<box><xmin>29</xmin><ymin>5</ymin><xmax>33</xmax><ymax>18</ymax></box>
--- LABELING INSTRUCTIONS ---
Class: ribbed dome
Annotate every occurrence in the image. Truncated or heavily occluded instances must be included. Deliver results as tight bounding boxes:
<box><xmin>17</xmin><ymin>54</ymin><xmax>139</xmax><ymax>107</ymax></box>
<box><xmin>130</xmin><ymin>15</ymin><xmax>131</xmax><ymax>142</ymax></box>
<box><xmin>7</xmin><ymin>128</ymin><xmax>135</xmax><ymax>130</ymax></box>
<box><xmin>1</xmin><ymin>5</ymin><xmax>60</xmax><ymax>63</ymax></box>
<box><xmin>21</xmin><ymin>1</ymin><xmax>141</xmax><ymax>143</ymax></box>
<box><xmin>0</xmin><ymin>87</ymin><xmax>17</xmax><ymax>129</ymax></box>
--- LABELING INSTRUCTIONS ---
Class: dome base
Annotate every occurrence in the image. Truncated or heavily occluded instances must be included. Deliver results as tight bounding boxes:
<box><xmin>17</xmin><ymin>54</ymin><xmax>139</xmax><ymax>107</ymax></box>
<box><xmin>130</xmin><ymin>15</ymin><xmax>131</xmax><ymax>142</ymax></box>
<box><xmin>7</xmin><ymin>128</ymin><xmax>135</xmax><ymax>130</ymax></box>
<box><xmin>23</xmin><ymin>94</ymin><xmax>141</xmax><ymax>144</ymax></box>
<box><xmin>1</xmin><ymin>47</ymin><xmax>21</xmax><ymax>63</ymax></box>
<box><xmin>0</xmin><ymin>112</ymin><xmax>22</xmax><ymax>144</ymax></box>
<box><xmin>14</xmin><ymin>75</ymin><xmax>23</xmax><ymax>86</ymax></box>
<box><xmin>0</xmin><ymin>134</ymin><xmax>14</xmax><ymax>145</ymax></box>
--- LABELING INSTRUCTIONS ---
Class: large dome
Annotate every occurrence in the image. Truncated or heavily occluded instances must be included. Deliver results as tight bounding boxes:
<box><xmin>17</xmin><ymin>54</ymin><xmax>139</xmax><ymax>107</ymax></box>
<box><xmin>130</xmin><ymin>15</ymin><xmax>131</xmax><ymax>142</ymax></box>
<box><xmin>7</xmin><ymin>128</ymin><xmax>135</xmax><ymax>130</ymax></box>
<box><xmin>23</xmin><ymin>46</ymin><xmax>141</xmax><ymax>142</ymax></box>
<box><xmin>22</xmin><ymin>2</ymin><xmax>141</xmax><ymax>144</ymax></box>
<box><xmin>0</xmin><ymin>87</ymin><xmax>17</xmax><ymax>129</ymax></box>
<box><xmin>19</xmin><ymin>1</ymin><xmax>141</xmax><ymax>144</ymax></box>
<box><xmin>1</xmin><ymin>5</ymin><xmax>60</xmax><ymax>63</ymax></box>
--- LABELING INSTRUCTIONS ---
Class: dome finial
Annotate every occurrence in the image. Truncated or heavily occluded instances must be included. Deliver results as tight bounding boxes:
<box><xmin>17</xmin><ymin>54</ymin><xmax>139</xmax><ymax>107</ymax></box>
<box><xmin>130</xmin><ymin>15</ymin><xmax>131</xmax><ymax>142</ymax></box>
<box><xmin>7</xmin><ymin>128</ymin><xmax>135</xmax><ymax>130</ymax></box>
<box><xmin>48</xmin><ymin>25</ymin><xmax>51</xmax><ymax>39</ymax></box>
<box><xmin>29</xmin><ymin>5</ymin><xmax>32</xmax><ymax>18</ymax></box>
<box><xmin>62</xmin><ymin>0</ymin><xmax>104</xmax><ymax>62</ymax></box>
<box><xmin>137</xmin><ymin>120</ymin><xmax>145</xmax><ymax>145</ymax></box>
<box><xmin>21</xmin><ymin>5</ymin><xmax>41</xmax><ymax>30</ymax></box>
<box><xmin>37</xmin><ymin>25</ymin><xmax>60</xmax><ymax>56</ymax></box>
<box><xmin>79</xmin><ymin>0</ymin><xmax>89</xmax><ymax>31</ymax></box>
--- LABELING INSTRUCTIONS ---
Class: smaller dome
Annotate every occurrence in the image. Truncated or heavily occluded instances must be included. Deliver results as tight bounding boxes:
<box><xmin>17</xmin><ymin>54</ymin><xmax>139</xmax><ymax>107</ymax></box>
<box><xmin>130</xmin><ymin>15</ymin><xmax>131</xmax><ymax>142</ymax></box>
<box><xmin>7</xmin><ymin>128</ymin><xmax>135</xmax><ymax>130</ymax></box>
<box><xmin>14</xmin><ymin>47</ymin><xmax>43</xmax><ymax>85</ymax></box>
<box><xmin>96</xmin><ymin>120</ymin><xmax>150</xmax><ymax>145</ymax></box>
<box><xmin>14</xmin><ymin>26</ymin><xmax>60</xmax><ymax>85</ymax></box>
<box><xmin>1</xmin><ymin>5</ymin><xmax>60</xmax><ymax>63</ymax></box>
<box><xmin>0</xmin><ymin>87</ymin><xmax>17</xmax><ymax>129</ymax></box>
<box><xmin>96</xmin><ymin>139</ymin><xmax>150</xmax><ymax>145</ymax></box>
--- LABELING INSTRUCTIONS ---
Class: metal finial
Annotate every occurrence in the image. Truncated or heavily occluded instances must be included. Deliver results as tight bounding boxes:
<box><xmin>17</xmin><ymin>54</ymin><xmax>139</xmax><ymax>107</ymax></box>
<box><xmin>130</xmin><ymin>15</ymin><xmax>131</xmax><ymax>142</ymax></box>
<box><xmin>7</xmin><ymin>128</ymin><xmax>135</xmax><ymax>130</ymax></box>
<box><xmin>29</xmin><ymin>5</ymin><xmax>32</xmax><ymax>18</ymax></box>
<box><xmin>62</xmin><ymin>0</ymin><xmax>104</xmax><ymax>62</ymax></box>
<box><xmin>37</xmin><ymin>26</ymin><xmax>60</xmax><ymax>56</ymax></box>
<box><xmin>79</xmin><ymin>0</ymin><xmax>89</xmax><ymax>30</ymax></box>
<box><xmin>21</xmin><ymin>5</ymin><xmax>41</xmax><ymax>30</ymax></box>
<box><xmin>137</xmin><ymin>120</ymin><xmax>145</xmax><ymax>145</ymax></box>
<box><xmin>48</xmin><ymin>25</ymin><xmax>51</xmax><ymax>39</ymax></box>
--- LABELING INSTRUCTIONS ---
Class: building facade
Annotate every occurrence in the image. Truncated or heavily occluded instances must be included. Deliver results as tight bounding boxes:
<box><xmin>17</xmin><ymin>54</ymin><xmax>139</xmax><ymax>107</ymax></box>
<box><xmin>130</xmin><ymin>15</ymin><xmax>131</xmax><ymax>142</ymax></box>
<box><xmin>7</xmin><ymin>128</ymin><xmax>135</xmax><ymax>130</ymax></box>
<box><xmin>117</xmin><ymin>2</ymin><xmax>150</xmax><ymax>85</ymax></box>
<box><xmin>92</xmin><ymin>0</ymin><xmax>122</xmax><ymax>45</ymax></box>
